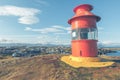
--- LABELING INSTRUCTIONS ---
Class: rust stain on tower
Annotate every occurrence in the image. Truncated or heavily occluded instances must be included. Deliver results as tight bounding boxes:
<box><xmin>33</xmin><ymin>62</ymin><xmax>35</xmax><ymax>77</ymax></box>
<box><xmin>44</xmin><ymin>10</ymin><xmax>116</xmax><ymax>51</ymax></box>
<box><xmin>61</xmin><ymin>4</ymin><xmax>114</xmax><ymax>68</ymax></box>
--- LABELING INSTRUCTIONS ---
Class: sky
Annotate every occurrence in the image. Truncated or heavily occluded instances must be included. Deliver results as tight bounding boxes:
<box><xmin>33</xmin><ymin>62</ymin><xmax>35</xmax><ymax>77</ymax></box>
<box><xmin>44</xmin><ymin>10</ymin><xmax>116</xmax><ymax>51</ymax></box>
<box><xmin>0</xmin><ymin>0</ymin><xmax>120</xmax><ymax>45</ymax></box>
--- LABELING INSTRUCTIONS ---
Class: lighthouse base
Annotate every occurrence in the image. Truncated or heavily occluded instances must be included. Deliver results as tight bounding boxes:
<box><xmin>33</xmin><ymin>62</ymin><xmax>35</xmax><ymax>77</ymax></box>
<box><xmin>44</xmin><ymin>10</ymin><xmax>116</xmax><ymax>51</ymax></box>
<box><xmin>61</xmin><ymin>55</ymin><xmax>114</xmax><ymax>68</ymax></box>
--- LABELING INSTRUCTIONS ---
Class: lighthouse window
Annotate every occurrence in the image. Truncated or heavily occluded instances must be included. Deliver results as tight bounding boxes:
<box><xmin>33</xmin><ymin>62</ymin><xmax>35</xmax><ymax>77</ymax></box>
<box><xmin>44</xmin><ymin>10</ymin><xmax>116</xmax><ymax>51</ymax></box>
<box><xmin>72</xmin><ymin>29</ymin><xmax>79</xmax><ymax>40</ymax></box>
<box><xmin>72</xmin><ymin>32</ymin><xmax>76</xmax><ymax>37</ymax></box>
<box><xmin>80</xmin><ymin>28</ymin><xmax>89</xmax><ymax>39</ymax></box>
<box><xmin>79</xmin><ymin>28</ymin><xmax>98</xmax><ymax>40</ymax></box>
<box><xmin>72</xmin><ymin>28</ymin><xmax>98</xmax><ymax>40</ymax></box>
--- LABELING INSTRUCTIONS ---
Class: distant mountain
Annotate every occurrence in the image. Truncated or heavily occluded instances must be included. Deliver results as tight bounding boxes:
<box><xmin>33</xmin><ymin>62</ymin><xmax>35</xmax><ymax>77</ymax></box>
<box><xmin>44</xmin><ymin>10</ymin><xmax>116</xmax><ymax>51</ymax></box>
<box><xmin>0</xmin><ymin>43</ymin><xmax>70</xmax><ymax>47</ymax></box>
<box><xmin>98</xmin><ymin>42</ymin><xmax>120</xmax><ymax>48</ymax></box>
<box><xmin>1</xmin><ymin>41</ymin><xmax>120</xmax><ymax>48</ymax></box>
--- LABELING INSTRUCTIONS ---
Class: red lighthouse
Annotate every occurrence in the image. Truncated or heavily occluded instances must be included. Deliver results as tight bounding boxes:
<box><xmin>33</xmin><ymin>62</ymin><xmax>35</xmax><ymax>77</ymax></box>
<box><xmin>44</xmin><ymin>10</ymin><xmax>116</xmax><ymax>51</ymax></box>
<box><xmin>61</xmin><ymin>4</ymin><xmax>114</xmax><ymax>68</ymax></box>
<box><xmin>68</xmin><ymin>4</ymin><xmax>100</xmax><ymax>57</ymax></box>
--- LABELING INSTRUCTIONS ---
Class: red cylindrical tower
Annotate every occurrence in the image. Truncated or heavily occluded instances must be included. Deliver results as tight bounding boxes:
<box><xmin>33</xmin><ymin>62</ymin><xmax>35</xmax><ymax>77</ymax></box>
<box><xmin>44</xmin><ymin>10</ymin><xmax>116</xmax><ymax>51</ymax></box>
<box><xmin>61</xmin><ymin>4</ymin><xmax>114</xmax><ymax>68</ymax></box>
<box><xmin>68</xmin><ymin>4</ymin><xmax>101</xmax><ymax>57</ymax></box>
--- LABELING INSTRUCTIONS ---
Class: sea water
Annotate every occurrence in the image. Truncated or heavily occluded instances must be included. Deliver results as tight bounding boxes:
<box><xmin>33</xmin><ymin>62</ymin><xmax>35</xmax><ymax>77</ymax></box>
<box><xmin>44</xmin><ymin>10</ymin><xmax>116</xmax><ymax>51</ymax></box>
<box><xmin>106</xmin><ymin>51</ymin><xmax>120</xmax><ymax>56</ymax></box>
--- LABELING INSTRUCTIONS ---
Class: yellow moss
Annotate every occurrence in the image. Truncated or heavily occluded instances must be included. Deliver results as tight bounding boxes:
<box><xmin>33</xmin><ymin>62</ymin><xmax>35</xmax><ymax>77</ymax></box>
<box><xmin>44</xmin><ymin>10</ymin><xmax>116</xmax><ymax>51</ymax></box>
<box><xmin>61</xmin><ymin>55</ymin><xmax>114</xmax><ymax>68</ymax></box>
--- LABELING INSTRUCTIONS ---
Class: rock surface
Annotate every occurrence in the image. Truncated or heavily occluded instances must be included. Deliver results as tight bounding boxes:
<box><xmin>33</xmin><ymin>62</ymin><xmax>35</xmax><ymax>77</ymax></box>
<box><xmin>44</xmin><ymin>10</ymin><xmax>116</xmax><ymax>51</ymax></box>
<box><xmin>0</xmin><ymin>54</ymin><xmax>120</xmax><ymax>80</ymax></box>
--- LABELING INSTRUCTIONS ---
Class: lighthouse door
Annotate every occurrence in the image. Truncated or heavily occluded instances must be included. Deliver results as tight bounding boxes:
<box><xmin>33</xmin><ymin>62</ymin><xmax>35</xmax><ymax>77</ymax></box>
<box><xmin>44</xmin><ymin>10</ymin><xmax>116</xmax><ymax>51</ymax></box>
<box><xmin>80</xmin><ymin>51</ymin><xmax>82</xmax><ymax>56</ymax></box>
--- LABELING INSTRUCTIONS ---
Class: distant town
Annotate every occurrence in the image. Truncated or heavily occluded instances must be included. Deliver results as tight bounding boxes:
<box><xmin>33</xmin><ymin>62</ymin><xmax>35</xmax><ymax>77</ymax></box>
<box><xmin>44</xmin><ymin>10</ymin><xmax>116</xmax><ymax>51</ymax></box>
<box><xmin>0</xmin><ymin>44</ymin><xmax>71</xmax><ymax>57</ymax></box>
<box><xmin>0</xmin><ymin>43</ymin><xmax>119</xmax><ymax>58</ymax></box>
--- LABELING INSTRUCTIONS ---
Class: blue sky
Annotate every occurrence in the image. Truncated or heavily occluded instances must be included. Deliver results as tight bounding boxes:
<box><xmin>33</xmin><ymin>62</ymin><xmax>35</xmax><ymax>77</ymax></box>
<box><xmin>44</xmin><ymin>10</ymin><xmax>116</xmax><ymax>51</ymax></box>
<box><xmin>0</xmin><ymin>0</ymin><xmax>120</xmax><ymax>45</ymax></box>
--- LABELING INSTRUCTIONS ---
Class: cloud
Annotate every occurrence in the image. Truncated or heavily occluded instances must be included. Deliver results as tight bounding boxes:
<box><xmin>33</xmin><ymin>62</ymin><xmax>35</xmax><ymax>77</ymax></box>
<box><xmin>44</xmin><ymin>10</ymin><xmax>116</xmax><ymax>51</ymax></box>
<box><xmin>35</xmin><ymin>0</ymin><xmax>49</xmax><ymax>6</ymax></box>
<box><xmin>0</xmin><ymin>5</ymin><xmax>40</xmax><ymax>25</ymax></box>
<box><xmin>24</xmin><ymin>25</ymin><xmax>71</xmax><ymax>44</ymax></box>
<box><xmin>98</xmin><ymin>27</ymin><xmax>104</xmax><ymax>30</ymax></box>
<box><xmin>98</xmin><ymin>40</ymin><xmax>120</xmax><ymax>47</ymax></box>
<box><xmin>102</xmin><ymin>41</ymin><xmax>113</xmax><ymax>44</ymax></box>
<box><xmin>25</xmin><ymin>27</ymin><xmax>32</xmax><ymax>31</ymax></box>
<box><xmin>0</xmin><ymin>38</ymin><xmax>16</xmax><ymax>43</ymax></box>
<box><xmin>52</xmin><ymin>26</ymin><xmax>67</xmax><ymax>30</ymax></box>
<box><xmin>25</xmin><ymin>25</ymin><xmax>71</xmax><ymax>34</ymax></box>
<box><xmin>18</xmin><ymin>16</ymin><xmax>39</xmax><ymax>24</ymax></box>
<box><xmin>0</xmin><ymin>35</ymin><xmax>38</xmax><ymax>43</ymax></box>
<box><xmin>52</xmin><ymin>25</ymin><xmax>71</xmax><ymax>34</ymax></box>
<box><xmin>25</xmin><ymin>27</ymin><xmax>63</xmax><ymax>34</ymax></box>
<box><xmin>37</xmin><ymin>35</ymin><xmax>71</xmax><ymax>45</ymax></box>
<box><xmin>0</xmin><ymin>34</ymin><xmax>71</xmax><ymax>44</ymax></box>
